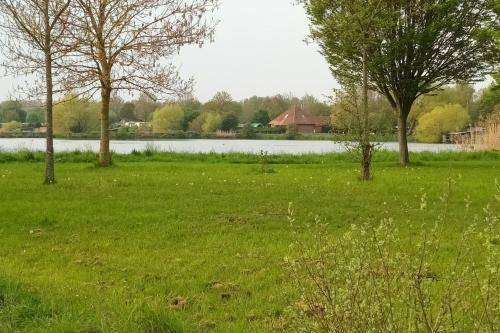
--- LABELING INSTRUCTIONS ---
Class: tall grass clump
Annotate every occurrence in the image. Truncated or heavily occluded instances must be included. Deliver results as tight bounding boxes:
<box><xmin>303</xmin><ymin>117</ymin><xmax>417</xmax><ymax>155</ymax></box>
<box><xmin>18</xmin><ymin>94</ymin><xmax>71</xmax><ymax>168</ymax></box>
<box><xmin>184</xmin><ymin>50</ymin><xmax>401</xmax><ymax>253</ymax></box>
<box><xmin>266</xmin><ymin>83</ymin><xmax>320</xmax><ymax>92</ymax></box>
<box><xmin>471</xmin><ymin>112</ymin><xmax>500</xmax><ymax>151</ymax></box>
<box><xmin>285</xmin><ymin>179</ymin><xmax>500</xmax><ymax>332</ymax></box>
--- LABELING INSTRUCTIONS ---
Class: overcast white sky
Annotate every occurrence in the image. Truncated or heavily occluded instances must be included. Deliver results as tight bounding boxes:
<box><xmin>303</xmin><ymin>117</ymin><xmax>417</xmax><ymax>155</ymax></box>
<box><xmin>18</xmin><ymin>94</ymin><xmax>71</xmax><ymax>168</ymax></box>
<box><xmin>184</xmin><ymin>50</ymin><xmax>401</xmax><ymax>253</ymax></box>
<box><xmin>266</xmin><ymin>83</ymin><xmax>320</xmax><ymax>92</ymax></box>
<box><xmin>0</xmin><ymin>0</ymin><xmax>337</xmax><ymax>103</ymax></box>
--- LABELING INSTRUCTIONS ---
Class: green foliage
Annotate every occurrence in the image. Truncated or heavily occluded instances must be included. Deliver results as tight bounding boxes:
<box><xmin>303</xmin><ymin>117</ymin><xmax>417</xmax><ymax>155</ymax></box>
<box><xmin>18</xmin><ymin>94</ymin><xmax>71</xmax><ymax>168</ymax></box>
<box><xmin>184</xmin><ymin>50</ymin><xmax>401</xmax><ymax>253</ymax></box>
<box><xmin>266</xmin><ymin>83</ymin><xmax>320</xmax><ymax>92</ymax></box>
<box><xmin>251</xmin><ymin>110</ymin><xmax>271</xmax><ymax>125</ymax></box>
<box><xmin>120</xmin><ymin>102</ymin><xmax>136</xmax><ymax>121</ymax></box>
<box><xmin>472</xmin><ymin>84</ymin><xmax>500</xmax><ymax>120</ymax></box>
<box><xmin>201</xmin><ymin>113</ymin><xmax>222</xmax><ymax>133</ymax></box>
<box><xmin>26</xmin><ymin>111</ymin><xmax>43</xmax><ymax>125</ymax></box>
<box><xmin>0</xmin><ymin>120</ymin><xmax>22</xmax><ymax>133</ymax></box>
<box><xmin>410</xmin><ymin>84</ymin><xmax>475</xmax><ymax>122</ymax></box>
<box><xmin>416</xmin><ymin>104</ymin><xmax>470</xmax><ymax>143</ymax></box>
<box><xmin>0</xmin><ymin>100</ymin><xmax>26</xmax><ymax>123</ymax></box>
<box><xmin>152</xmin><ymin>105</ymin><xmax>184</xmax><ymax>133</ymax></box>
<box><xmin>203</xmin><ymin>91</ymin><xmax>242</xmax><ymax>117</ymax></box>
<box><xmin>286</xmin><ymin>182</ymin><xmax>500</xmax><ymax>332</ymax></box>
<box><xmin>239</xmin><ymin>123</ymin><xmax>257</xmax><ymax>139</ymax></box>
<box><xmin>54</xmin><ymin>95</ymin><xmax>100</xmax><ymax>134</ymax></box>
<box><xmin>221</xmin><ymin>114</ymin><xmax>239</xmax><ymax>131</ymax></box>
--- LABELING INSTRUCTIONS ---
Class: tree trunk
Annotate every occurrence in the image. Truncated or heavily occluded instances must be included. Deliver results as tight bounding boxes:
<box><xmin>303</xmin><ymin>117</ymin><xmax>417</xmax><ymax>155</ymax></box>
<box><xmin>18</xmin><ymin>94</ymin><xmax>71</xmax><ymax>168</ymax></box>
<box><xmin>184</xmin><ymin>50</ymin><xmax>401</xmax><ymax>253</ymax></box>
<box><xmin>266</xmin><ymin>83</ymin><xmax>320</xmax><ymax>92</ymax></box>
<box><xmin>44</xmin><ymin>3</ymin><xmax>55</xmax><ymax>184</ymax></box>
<box><xmin>360</xmin><ymin>48</ymin><xmax>372</xmax><ymax>181</ymax></box>
<box><xmin>398</xmin><ymin>113</ymin><xmax>410</xmax><ymax>166</ymax></box>
<box><xmin>99</xmin><ymin>87</ymin><xmax>112</xmax><ymax>167</ymax></box>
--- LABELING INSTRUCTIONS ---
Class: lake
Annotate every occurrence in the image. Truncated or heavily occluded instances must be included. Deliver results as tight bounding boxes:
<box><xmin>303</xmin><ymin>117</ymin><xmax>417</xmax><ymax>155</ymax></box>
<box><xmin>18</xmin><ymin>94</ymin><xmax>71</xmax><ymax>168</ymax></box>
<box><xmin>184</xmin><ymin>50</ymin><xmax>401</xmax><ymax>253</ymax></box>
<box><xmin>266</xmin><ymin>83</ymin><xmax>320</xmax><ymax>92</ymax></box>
<box><xmin>0</xmin><ymin>138</ymin><xmax>460</xmax><ymax>155</ymax></box>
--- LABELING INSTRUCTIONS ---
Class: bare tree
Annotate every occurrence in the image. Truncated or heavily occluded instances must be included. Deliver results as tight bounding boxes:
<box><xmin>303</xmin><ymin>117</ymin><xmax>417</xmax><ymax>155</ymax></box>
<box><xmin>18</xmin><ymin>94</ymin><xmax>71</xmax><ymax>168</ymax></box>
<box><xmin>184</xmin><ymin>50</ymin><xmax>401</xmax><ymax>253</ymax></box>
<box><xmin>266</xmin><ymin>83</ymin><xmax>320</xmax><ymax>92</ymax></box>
<box><xmin>66</xmin><ymin>0</ymin><xmax>219</xmax><ymax>167</ymax></box>
<box><xmin>0</xmin><ymin>0</ymin><xmax>71</xmax><ymax>184</ymax></box>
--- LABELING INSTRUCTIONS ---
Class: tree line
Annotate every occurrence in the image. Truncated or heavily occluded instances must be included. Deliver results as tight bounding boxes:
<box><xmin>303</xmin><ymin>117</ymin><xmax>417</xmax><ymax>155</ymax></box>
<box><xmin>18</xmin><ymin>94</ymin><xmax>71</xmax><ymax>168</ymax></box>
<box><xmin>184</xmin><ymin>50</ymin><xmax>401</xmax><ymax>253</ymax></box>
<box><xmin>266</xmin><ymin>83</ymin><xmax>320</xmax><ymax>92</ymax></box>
<box><xmin>2</xmin><ymin>83</ymin><xmax>498</xmax><ymax>139</ymax></box>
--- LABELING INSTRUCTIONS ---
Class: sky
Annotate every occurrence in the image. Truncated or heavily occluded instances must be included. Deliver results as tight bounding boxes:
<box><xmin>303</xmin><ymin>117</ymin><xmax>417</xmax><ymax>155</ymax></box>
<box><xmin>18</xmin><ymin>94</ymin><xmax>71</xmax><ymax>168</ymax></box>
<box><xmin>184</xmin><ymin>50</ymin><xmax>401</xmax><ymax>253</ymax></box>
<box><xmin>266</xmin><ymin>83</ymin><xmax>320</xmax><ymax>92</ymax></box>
<box><xmin>0</xmin><ymin>0</ymin><xmax>337</xmax><ymax>103</ymax></box>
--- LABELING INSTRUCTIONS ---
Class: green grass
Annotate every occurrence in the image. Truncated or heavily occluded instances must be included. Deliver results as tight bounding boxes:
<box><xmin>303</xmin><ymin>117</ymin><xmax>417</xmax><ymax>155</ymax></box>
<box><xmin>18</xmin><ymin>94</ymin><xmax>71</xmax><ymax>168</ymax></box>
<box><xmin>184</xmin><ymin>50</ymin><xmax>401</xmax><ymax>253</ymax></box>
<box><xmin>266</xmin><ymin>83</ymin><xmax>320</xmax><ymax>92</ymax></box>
<box><xmin>0</xmin><ymin>151</ymin><xmax>499</xmax><ymax>332</ymax></box>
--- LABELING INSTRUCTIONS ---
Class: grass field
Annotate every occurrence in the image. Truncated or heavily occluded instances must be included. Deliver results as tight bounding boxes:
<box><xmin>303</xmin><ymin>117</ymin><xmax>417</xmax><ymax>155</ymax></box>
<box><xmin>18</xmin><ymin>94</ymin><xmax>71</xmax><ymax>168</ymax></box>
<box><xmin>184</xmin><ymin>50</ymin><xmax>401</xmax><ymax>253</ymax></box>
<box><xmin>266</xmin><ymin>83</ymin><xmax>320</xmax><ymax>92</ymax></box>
<box><xmin>0</xmin><ymin>151</ymin><xmax>499</xmax><ymax>332</ymax></box>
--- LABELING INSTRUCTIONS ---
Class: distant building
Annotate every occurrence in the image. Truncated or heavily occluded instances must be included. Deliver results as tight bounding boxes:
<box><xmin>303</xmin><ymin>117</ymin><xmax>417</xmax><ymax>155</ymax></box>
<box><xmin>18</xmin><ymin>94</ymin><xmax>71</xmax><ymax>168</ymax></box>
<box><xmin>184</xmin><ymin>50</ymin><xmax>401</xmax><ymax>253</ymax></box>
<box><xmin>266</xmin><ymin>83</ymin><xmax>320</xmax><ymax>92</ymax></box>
<box><xmin>270</xmin><ymin>106</ymin><xmax>330</xmax><ymax>133</ymax></box>
<box><xmin>123</xmin><ymin>121</ymin><xmax>149</xmax><ymax>129</ymax></box>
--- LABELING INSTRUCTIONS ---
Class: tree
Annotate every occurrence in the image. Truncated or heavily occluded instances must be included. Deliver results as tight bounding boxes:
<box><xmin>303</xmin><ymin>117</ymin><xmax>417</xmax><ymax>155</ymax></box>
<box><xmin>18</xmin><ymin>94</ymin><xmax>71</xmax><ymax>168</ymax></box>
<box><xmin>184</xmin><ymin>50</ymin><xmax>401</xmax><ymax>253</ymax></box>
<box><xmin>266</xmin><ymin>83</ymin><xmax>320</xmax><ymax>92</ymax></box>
<box><xmin>134</xmin><ymin>93</ymin><xmax>159</xmax><ymax>122</ymax></box>
<box><xmin>119</xmin><ymin>103</ymin><xmax>136</xmax><ymax>121</ymax></box>
<box><xmin>0</xmin><ymin>101</ymin><xmax>26</xmax><ymax>122</ymax></box>
<box><xmin>304</xmin><ymin>0</ymin><xmax>499</xmax><ymax>166</ymax></box>
<box><xmin>304</xmin><ymin>0</ymin><xmax>384</xmax><ymax>180</ymax></box>
<box><xmin>0</xmin><ymin>0</ymin><xmax>71</xmax><ymax>184</ymax></box>
<box><xmin>201</xmin><ymin>113</ymin><xmax>222</xmax><ymax>133</ymax></box>
<box><xmin>26</xmin><ymin>111</ymin><xmax>44</xmax><ymax>126</ymax></box>
<box><xmin>221</xmin><ymin>114</ymin><xmax>239</xmax><ymax>131</ymax></box>
<box><xmin>252</xmin><ymin>110</ymin><xmax>271</xmax><ymax>125</ymax></box>
<box><xmin>152</xmin><ymin>105</ymin><xmax>184</xmax><ymax>133</ymax></box>
<box><xmin>178</xmin><ymin>95</ymin><xmax>202</xmax><ymax>130</ymax></box>
<box><xmin>54</xmin><ymin>95</ymin><xmax>99</xmax><ymax>135</ymax></box>
<box><xmin>472</xmin><ymin>84</ymin><xmax>500</xmax><ymax>120</ymax></box>
<box><xmin>415</xmin><ymin>104</ymin><xmax>470</xmax><ymax>143</ymax></box>
<box><xmin>410</xmin><ymin>84</ymin><xmax>475</xmax><ymax>126</ymax></box>
<box><xmin>67</xmin><ymin>0</ymin><xmax>219</xmax><ymax>166</ymax></box>
<box><xmin>301</xmin><ymin>94</ymin><xmax>331</xmax><ymax>116</ymax></box>
<box><xmin>204</xmin><ymin>91</ymin><xmax>242</xmax><ymax>116</ymax></box>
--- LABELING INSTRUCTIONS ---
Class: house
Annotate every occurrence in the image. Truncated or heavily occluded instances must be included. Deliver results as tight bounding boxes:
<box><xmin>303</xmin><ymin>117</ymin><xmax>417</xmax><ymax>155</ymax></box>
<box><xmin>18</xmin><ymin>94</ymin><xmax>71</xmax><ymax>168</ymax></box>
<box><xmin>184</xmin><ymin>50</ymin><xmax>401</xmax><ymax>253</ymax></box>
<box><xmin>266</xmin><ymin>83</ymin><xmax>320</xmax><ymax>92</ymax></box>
<box><xmin>270</xmin><ymin>106</ymin><xmax>330</xmax><ymax>133</ymax></box>
<box><xmin>123</xmin><ymin>121</ymin><xmax>149</xmax><ymax>129</ymax></box>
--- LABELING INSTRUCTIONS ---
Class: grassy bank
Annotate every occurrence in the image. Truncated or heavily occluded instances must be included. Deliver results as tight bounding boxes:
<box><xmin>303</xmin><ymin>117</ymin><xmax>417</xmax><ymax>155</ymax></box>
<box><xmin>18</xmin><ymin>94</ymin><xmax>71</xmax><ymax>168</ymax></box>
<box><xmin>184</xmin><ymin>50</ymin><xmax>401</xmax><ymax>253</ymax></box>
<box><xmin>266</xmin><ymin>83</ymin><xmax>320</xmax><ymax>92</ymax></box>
<box><xmin>0</xmin><ymin>152</ymin><xmax>499</xmax><ymax>332</ymax></box>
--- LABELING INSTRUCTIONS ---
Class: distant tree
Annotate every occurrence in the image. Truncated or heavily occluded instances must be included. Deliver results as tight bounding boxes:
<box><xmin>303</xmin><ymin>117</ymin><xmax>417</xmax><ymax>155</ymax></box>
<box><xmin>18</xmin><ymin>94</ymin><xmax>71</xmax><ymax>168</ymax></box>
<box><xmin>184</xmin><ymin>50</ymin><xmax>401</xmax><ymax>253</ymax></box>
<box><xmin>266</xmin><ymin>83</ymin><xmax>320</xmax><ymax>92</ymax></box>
<box><xmin>54</xmin><ymin>95</ymin><xmax>99</xmax><ymax>134</ymax></box>
<box><xmin>134</xmin><ymin>94</ymin><xmax>159</xmax><ymax>122</ymax></box>
<box><xmin>109</xmin><ymin>95</ymin><xmax>125</xmax><ymax>124</ymax></box>
<box><xmin>411</xmin><ymin>85</ymin><xmax>475</xmax><ymax>126</ymax></box>
<box><xmin>304</xmin><ymin>0</ymin><xmax>499</xmax><ymax>166</ymax></box>
<box><xmin>301</xmin><ymin>94</ymin><xmax>331</xmax><ymax>116</ymax></box>
<box><xmin>202</xmin><ymin>113</ymin><xmax>222</xmax><ymax>133</ymax></box>
<box><xmin>120</xmin><ymin>103</ymin><xmax>136</xmax><ymax>121</ymax></box>
<box><xmin>152</xmin><ymin>105</ymin><xmax>184</xmax><ymax>133</ymax></box>
<box><xmin>204</xmin><ymin>91</ymin><xmax>242</xmax><ymax>116</ymax></box>
<box><xmin>0</xmin><ymin>0</ymin><xmax>71</xmax><ymax>184</ymax></box>
<box><xmin>415</xmin><ymin>104</ymin><xmax>470</xmax><ymax>143</ymax></box>
<box><xmin>188</xmin><ymin>113</ymin><xmax>206</xmax><ymax>133</ymax></box>
<box><xmin>26</xmin><ymin>111</ymin><xmax>44</xmax><ymax>126</ymax></box>
<box><xmin>66</xmin><ymin>0</ymin><xmax>219</xmax><ymax>167</ymax></box>
<box><xmin>252</xmin><ymin>110</ymin><xmax>271</xmax><ymax>125</ymax></box>
<box><xmin>221</xmin><ymin>114</ymin><xmax>239</xmax><ymax>131</ymax></box>
<box><xmin>0</xmin><ymin>101</ymin><xmax>26</xmax><ymax>122</ymax></box>
<box><xmin>472</xmin><ymin>85</ymin><xmax>500</xmax><ymax>120</ymax></box>
<box><xmin>177</xmin><ymin>96</ymin><xmax>202</xmax><ymax>130</ymax></box>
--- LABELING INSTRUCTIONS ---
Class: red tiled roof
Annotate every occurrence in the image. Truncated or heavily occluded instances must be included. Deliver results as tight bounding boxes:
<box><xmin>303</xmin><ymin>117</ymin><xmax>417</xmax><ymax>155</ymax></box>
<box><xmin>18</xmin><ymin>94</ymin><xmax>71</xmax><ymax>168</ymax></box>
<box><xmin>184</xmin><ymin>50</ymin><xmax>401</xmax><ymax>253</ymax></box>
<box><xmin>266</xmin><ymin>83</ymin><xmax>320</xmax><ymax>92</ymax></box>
<box><xmin>270</xmin><ymin>106</ymin><xmax>319</xmax><ymax>126</ymax></box>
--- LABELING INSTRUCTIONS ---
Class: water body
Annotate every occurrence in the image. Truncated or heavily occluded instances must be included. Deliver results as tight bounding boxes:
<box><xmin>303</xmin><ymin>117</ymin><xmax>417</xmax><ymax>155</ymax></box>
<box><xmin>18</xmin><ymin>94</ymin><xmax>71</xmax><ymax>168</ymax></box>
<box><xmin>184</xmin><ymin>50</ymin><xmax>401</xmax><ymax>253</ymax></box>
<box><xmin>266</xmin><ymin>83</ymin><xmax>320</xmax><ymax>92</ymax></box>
<box><xmin>0</xmin><ymin>138</ymin><xmax>460</xmax><ymax>155</ymax></box>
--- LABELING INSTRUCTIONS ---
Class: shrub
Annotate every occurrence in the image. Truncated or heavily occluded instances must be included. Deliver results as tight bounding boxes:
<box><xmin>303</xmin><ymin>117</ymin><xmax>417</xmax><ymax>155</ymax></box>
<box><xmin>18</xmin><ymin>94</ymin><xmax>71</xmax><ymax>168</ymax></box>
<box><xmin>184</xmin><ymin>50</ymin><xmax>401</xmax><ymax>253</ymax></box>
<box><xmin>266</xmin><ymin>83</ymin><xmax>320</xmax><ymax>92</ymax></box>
<box><xmin>240</xmin><ymin>123</ymin><xmax>257</xmax><ymax>139</ymax></box>
<box><xmin>285</xmin><ymin>180</ymin><xmax>500</xmax><ymax>332</ymax></box>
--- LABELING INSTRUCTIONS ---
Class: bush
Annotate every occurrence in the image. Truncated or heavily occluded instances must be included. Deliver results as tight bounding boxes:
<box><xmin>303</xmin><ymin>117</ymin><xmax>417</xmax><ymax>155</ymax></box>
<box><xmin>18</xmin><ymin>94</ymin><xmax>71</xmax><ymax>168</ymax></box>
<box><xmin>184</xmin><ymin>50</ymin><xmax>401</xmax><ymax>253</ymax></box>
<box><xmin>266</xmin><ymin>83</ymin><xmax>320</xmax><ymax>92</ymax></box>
<box><xmin>0</xmin><ymin>121</ymin><xmax>22</xmax><ymax>133</ymax></box>
<box><xmin>240</xmin><ymin>123</ymin><xmax>257</xmax><ymax>139</ymax></box>
<box><xmin>416</xmin><ymin>104</ymin><xmax>470</xmax><ymax>143</ymax></box>
<box><xmin>285</xmin><ymin>180</ymin><xmax>500</xmax><ymax>332</ymax></box>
